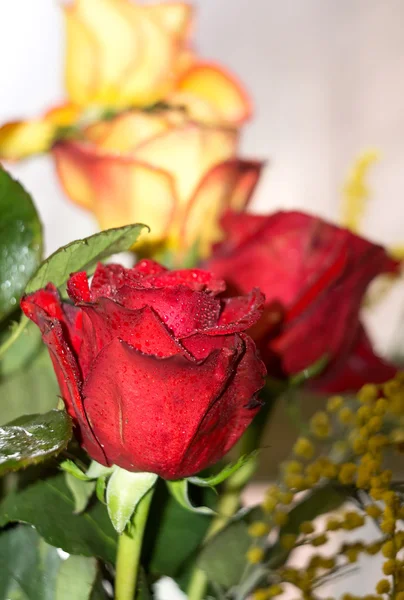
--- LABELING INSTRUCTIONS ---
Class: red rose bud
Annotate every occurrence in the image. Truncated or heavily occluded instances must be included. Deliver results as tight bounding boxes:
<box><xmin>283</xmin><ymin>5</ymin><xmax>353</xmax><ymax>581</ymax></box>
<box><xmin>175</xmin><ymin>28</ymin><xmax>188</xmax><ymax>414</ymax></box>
<box><xmin>206</xmin><ymin>210</ymin><xmax>399</xmax><ymax>391</ymax></box>
<box><xmin>21</xmin><ymin>260</ymin><xmax>266</xmax><ymax>480</ymax></box>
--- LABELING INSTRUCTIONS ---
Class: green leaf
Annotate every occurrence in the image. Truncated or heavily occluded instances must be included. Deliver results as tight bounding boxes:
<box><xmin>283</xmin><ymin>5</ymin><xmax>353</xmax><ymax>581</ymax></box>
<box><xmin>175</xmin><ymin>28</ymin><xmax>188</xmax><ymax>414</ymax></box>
<box><xmin>65</xmin><ymin>473</ymin><xmax>96</xmax><ymax>514</ymax></box>
<box><xmin>166</xmin><ymin>480</ymin><xmax>214</xmax><ymax>515</ymax></box>
<box><xmin>0</xmin><ymin>409</ymin><xmax>72</xmax><ymax>475</ymax></box>
<box><xmin>0</xmin><ymin>474</ymin><xmax>117</xmax><ymax>563</ymax></box>
<box><xmin>26</xmin><ymin>223</ymin><xmax>148</xmax><ymax>294</ymax></box>
<box><xmin>0</xmin><ymin>167</ymin><xmax>43</xmax><ymax>321</ymax></box>
<box><xmin>0</xmin><ymin>223</ymin><xmax>148</xmax><ymax>359</ymax></box>
<box><xmin>197</xmin><ymin>520</ymin><xmax>251</xmax><ymax>588</ymax></box>
<box><xmin>0</xmin><ymin>315</ymin><xmax>29</xmax><ymax>360</ymax></box>
<box><xmin>0</xmin><ymin>320</ymin><xmax>42</xmax><ymax>377</ymax></box>
<box><xmin>0</xmin><ymin>525</ymin><xmax>61</xmax><ymax>600</ymax></box>
<box><xmin>137</xmin><ymin>569</ymin><xmax>152</xmax><ymax>600</ymax></box>
<box><xmin>189</xmin><ymin>452</ymin><xmax>259</xmax><ymax>489</ymax></box>
<box><xmin>0</xmin><ymin>525</ymin><xmax>100</xmax><ymax>600</ymax></box>
<box><xmin>106</xmin><ymin>468</ymin><xmax>158</xmax><ymax>534</ymax></box>
<box><xmin>0</xmin><ymin>343</ymin><xmax>59</xmax><ymax>425</ymax></box>
<box><xmin>56</xmin><ymin>555</ymin><xmax>98</xmax><ymax>600</ymax></box>
<box><xmin>147</xmin><ymin>486</ymin><xmax>213</xmax><ymax>577</ymax></box>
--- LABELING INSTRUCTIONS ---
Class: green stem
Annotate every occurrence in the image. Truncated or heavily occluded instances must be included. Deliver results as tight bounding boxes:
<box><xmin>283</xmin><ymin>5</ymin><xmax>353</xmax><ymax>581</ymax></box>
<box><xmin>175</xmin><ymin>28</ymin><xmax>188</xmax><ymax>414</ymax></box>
<box><xmin>115</xmin><ymin>488</ymin><xmax>154</xmax><ymax>600</ymax></box>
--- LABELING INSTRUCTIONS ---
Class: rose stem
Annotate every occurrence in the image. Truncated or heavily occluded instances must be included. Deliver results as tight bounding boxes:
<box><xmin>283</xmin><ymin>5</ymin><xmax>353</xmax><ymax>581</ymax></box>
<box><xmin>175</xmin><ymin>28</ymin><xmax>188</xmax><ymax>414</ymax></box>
<box><xmin>187</xmin><ymin>386</ymin><xmax>279</xmax><ymax>600</ymax></box>
<box><xmin>115</xmin><ymin>487</ymin><xmax>154</xmax><ymax>600</ymax></box>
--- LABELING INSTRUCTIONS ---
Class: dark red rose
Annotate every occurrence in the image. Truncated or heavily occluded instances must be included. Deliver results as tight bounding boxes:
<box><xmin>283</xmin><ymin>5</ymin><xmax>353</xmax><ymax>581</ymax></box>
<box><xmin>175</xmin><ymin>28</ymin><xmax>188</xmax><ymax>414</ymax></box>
<box><xmin>21</xmin><ymin>260</ymin><xmax>266</xmax><ymax>480</ymax></box>
<box><xmin>205</xmin><ymin>211</ymin><xmax>399</xmax><ymax>391</ymax></box>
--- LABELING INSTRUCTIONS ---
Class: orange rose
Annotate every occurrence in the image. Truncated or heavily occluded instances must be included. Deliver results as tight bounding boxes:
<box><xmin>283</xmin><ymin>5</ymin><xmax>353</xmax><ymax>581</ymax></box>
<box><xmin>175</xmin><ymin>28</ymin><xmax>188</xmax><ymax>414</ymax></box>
<box><xmin>52</xmin><ymin>109</ymin><xmax>262</xmax><ymax>255</ymax></box>
<box><xmin>0</xmin><ymin>1</ymin><xmax>251</xmax><ymax>159</ymax></box>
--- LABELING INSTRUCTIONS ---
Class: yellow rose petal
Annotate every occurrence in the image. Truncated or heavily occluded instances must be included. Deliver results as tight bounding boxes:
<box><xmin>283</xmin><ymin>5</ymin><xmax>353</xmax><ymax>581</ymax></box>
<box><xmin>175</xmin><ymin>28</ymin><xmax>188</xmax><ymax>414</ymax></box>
<box><xmin>89</xmin><ymin>112</ymin><xmax>170</xmax><ymax>154</ymax></box>
<box><xmin>53</xmin><ymin>141</ymin><xmax>176</xmax><ymax>244</ymax></box>
<box><xmin>134</xmin><ymin>123</ymin><xmax>238</xmax><ymax>204</ymax></box>
<box><xmin>64</xmin><ymin>6</ymin><xmax>98</xmax><ymax>105</ymax></box>
<box><xmin>182</xmin><ymin>159</ymin><xmax>261</xmax><ymax>256</ymax></box>
<box><xmin>146</xmin><ymin>2</ymin><xmax>193</xmax><ymax>39</ymax></box>
<box><xmin>0</xmin><ymin>120</ymin><xmax>56</xmax><ymax>160</ymax></box>
<box><xmin>178</xmin><ymin>62</ymin><xmax>252</xmax><ymax>125</ymax></box>
<box><xmin>117</xmin><ymin>4</ymin><xmax>177</xmax><ymax>107</ymax></box>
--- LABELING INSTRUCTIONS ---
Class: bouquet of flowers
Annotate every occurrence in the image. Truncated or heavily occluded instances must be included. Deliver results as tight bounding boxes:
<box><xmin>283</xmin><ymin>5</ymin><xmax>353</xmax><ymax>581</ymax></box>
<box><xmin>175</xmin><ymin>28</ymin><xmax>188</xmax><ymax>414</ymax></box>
<box><xmin>0</xmin><ymin>2</ymin><xmax>403</xmax><ymax>599</ymax></box>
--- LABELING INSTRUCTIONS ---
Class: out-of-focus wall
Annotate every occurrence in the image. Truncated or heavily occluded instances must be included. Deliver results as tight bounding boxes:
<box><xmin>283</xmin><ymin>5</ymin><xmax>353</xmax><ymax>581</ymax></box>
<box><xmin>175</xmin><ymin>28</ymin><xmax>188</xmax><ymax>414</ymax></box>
<box><xmin>1</xmin><ymin>0</ymin><xmax>404</xmax><ymax>349</ymax></box>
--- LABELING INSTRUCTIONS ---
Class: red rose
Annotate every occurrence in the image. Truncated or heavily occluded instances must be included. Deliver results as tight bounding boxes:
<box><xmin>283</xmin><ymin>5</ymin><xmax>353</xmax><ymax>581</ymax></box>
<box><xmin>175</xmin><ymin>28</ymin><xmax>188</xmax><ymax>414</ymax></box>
<box><xmin>21</xmin><ymin>260</ymin><xmax>266</xmax><ymax>480</ymax></box>
<box><xmin>205</xmin><ymin>211</ymin><xmax>399</xmax><ymax>391</ymax></box>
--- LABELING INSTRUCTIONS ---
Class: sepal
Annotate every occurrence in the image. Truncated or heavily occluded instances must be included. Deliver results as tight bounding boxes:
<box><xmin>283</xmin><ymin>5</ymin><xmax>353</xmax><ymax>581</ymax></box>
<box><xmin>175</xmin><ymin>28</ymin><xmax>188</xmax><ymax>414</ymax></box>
<box><xmin>188</xmin><ymin>451</ymin><xmax>259</xmax><ymax>490</ymax></box>
<box><xmin>106</xmin><ymin>467</ymin><xmax>158</xmax><ymax>534</ymax></box>
<box><xmin>60</xmin><ymin>459</ymin><xmax>114</xmax><ymax>512</ymax></box>
<box><xmin>65</xmin><ymin>474</ymin><xmax>96</xmax><ymax>514</ymax></box>
<box><xmin>166</xmin><ymin>479</ymin><xmax>214</xmax><ymax>515</ymax></box>
<box><xmin>60</xmin><ymin>458</ymin><xmax>93</xmax><ymax>481</ymax></box>
<box><xmin>289</xmin><ymin>354</ymin><xmax>329</xmax><ymax>387</ymax></box>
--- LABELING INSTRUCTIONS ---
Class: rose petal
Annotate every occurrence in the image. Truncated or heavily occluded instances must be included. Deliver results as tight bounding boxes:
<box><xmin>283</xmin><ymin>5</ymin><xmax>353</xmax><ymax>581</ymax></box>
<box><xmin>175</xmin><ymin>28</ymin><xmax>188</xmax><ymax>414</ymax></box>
<box><xmin>178</xmin><ymin>334</ymin><xmax>266</xmax><ymax>476</ymax></box>
<box><xmin>72</xmin><ymin>0</ymin><xmax>140</xmax><ymax>106</ymax></box>
<box><xmin>208</xmin><ymin>211</ymin><xmax>399</xmax><ymax>308</ymax></box>
<box><xmin>0</xmin><ymin>120</ymin><xmax>56</xmax><ymax>160</ymax></box>
<box><xmin>88</xmin><ymin>261</ymin><xmax>224</xmax><ymax>295</ymax></box>
<box><xmin>132</xmin><ymin>259</ymin><xmax>168</xmax><ymax>276</ymax></box>
<box><xmin>21</xmin><ymin>285</ymin><xmax>82</xmax><ymax>356</ymax></box>
<box><xmin>44</xmin><ymin>103</ymin><xmax>82</xmax><ymax>127</ymax></box>
<box><xmin>216</xmin><ymin>288</ymin><xmax>265</xmax><ymax>332</ymax></box>
<box><xmin>116</xmin><ymin>3</ymin><xmax>178</xmax><ymax>106</ymax></box>
<box><xmin>115</xmin><ymin>285</ymin><xmax>221</xmax><ymax>338</ymax></box>
<box><xmin>64</xmin><ymin>5</ymin><xmax>99</xmax><ymax>105</ymax></box>
<box><xmin>21</xmin><ymin>285</ymin><xmax>65</xmax><ymax>323</ymax></box>
<box><xmin>180</xmin><ymin>291</ymin><xmax>265</xmax><ymax>358</ymax></box>
<box><xmin>312</xmin><ymin>325</ymin><xmax>397</xmax><ymax>394</ymax></box>
<box><xmin>133</xmin><ymin>123</ymin><xmax>238</xmax><ymax>206</ymax></box>
<box><xmin>182</xmin><ymin>289</ymin><xmax>265</xmax><ymax>343</ymax></box>
<box><xmin>52</xmin><ymin>141</ymin><xmax>176</xmax><ymax>242</ymax></box>
<box><xmin>178</xmin><ymin>62</ymin><xmax>252</xmax><ymax>125</ymax></box>
<box><xmin>137</xmin><ymin>268</ymin><xmax>225</xmax><ymax>293</ymax></box>
<box><xmin>182</xmin><ymin>159</ymin><xmax>263</xmax><ymax>256</ymax></box>
<box><xmin>145</xmin><ymin>2</ymin><xmax>193</xmax><ymax>39</ymax></box>
<box><xmin>82</xmin><ymin>338</ymin><xmax>240</xmax><ymax>478</ymax></box>
<box><xmin>89</xmin><ymin>263</ymin><xmax>129</xmax><ymax>300</ymax></box>
<box><xmin>20</xmin><ymin>293</ymin><xmax>106</xmax><ymax>464</ymax></box>
<box><xmin>52</xmin><ymin>142</ymin><xmax>96</xmax><ymax>209</ymax></box>
<box><xmin>167</xmin><ymin>91</ymin><xmax>224</xmax><ymax>125</ymax></box>
<box><xmin>270</xmin><ymin>270</ymin><xmax>376</xmax><ymax>375</ymax></box>
<box><xmin>43</xmin><ymin>320</ymin><xmax>107</xmax><ymax>465</ymax></box>
<box><xmin>67</xmin><ymin>271</ymin><xmax>92</xmax><ymax>304</ymax></box>
<box><xmin>212</xmin><ymin>211</ymin><xmax>267</xmax><ymax>248</ymax></box>
<box><xmin>86</xmin><ymin>112</ymin><xmax>170</xmax><ymax>154</ymax></box>
<box><xmin>80</xmin><ymin>300</ymin><xmax>193</xmax><ymax>365</ymax></box>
